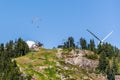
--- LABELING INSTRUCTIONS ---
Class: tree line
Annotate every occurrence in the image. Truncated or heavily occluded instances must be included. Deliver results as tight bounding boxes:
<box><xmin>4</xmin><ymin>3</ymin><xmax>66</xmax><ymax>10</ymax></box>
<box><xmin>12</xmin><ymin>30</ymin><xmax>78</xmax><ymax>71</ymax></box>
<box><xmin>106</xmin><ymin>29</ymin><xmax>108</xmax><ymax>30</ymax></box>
<box><xmin>0</xmin><ymin>38</ymin><xmax>29</xmax><ymax>80</ymax></box>
<box><xmin>58</xmin><ymin>36</ymin><xmax>120</xmax><ymax>80</ymax></box>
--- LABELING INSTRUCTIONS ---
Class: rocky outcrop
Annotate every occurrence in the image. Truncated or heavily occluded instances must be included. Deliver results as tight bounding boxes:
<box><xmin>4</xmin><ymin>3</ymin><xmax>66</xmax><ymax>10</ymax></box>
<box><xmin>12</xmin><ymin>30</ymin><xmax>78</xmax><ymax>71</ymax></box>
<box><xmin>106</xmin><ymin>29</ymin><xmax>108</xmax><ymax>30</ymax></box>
<box><xmin>115</xmin><ymin>75</ymin><xmax>120</xmax><ymax>80</ymax></box>
<box><xmin>63</xmin><ymin>49</ymin><xmax>98</xmax><ymax>71</ymax></box>
<box><xmin>65</xmin><ymin>56</ymin><xmax>99</xmax><ymax>71</ymax></box>
<box><xmin>70</xmin><ymin>49</ymin><xmax>94</xmax><ymax>57</ymax></box>
<box><xmin>56</xmin><ymin>48</ymin><xmax>62</xmax><ymax>58</ymax></box>
<box><xmin>56</xmin><ymin>49</ymin><xmax>120</xmax><ymax>80</ymax></box>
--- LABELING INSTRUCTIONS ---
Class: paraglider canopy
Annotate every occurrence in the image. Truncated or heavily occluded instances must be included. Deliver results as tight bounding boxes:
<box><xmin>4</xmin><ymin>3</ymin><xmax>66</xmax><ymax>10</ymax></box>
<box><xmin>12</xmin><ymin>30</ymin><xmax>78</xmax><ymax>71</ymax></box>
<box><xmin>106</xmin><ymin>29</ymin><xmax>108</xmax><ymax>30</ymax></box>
<box><xmin>32</xmin><ymin>17</ymin><xmax>42</xmax><ymax>28</ymax></box>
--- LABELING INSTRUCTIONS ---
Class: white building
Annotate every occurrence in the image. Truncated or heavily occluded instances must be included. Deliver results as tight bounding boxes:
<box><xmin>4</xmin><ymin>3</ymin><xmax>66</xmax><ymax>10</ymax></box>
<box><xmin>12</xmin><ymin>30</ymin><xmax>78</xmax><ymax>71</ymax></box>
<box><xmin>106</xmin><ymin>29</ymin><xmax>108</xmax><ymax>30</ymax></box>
<box><xmin>26</xmin><ymin>40</ymin><xmax>36</xmax><ymax>49</ymax></box>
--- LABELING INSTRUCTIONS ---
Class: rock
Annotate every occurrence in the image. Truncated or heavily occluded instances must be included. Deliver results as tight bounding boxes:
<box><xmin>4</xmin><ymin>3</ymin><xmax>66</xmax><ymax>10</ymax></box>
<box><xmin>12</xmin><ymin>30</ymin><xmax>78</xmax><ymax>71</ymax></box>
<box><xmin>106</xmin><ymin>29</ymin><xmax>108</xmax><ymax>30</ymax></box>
<box><xmin>64</xmin><ymin>49</ymin><xmax>98</xmax><ymax>71</ymax></box>
<box><xmin>115</xmin><ymin>75</ymin><xmax>120</xmax><ymax>80</ymax></box>
<box><xmin>65</xmin><ymin>56</ymin><xmax>98</xmax><ymax>71</ymax></box>
<box><xmin>70</xmin><ymin>49</ymin><xmax>94</xmax><ymax>57</ymax></box>
<box><xmin>39</xmin><ymin>66</ymin><xmax>48</xmax><ymax>70</ymax></box>
<box><xmin>56</xmin><ymin>48</ymin><xmax>62</xmax><ymax>58</ymax></box>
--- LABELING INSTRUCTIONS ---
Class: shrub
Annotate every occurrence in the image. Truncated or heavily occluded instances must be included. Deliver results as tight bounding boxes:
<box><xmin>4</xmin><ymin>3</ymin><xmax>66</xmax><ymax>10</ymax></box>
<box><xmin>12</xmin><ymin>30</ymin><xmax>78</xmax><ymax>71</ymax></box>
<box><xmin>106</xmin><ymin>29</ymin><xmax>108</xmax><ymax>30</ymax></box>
<box><xmin>84</xmin><ymin>54</ymin><xmax>98</xmax><ymax>60</ymax></box>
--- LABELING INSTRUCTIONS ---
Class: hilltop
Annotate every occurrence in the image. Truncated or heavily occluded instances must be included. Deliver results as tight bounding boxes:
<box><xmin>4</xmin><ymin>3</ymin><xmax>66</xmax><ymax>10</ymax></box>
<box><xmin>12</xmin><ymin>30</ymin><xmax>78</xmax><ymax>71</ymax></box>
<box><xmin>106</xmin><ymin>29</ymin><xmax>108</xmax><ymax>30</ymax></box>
<box><xmin>14</xmin><ymin>48</ymin><xmax>120</xmax><ymax>80</ymax></box>
<box><xmin>0</xmin><ymin>37</ymin><xmax>119</xmax><ymax>80</ymax></box>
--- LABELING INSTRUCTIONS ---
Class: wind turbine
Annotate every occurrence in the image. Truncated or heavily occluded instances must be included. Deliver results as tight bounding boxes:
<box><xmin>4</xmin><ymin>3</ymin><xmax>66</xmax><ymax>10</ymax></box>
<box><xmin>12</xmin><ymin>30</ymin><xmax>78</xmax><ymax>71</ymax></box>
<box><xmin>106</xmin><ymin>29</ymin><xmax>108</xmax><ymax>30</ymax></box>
<box><xmin>86</xmin><ymin>29</ymin><xmax>113</xmax><ymax>44</ymax></box>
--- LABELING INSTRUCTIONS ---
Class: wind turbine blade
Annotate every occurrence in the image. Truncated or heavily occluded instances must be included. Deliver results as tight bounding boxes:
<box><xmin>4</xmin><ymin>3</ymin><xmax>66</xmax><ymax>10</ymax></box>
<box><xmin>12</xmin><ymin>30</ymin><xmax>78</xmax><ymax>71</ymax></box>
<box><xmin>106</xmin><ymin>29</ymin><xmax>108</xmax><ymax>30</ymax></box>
<box><xmin>86</xmin><ymin>29</ymin><xmax>101</xmax><ymax>42</ymax></box>
<box><xmin>102</xmin><ymin>31</ymin><xmax>113</xmax><ymax>42</ymax></box>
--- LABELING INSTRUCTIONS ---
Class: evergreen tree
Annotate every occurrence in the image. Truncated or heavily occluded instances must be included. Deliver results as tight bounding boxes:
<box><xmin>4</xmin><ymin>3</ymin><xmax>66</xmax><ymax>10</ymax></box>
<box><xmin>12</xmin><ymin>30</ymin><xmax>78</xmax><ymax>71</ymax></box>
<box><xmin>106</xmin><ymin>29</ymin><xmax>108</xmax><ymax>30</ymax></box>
<box><xmin>15</xmin><ymin>38</ymin><xmax>29</xmax><ymax>57</ymax></box>
<box><xmin>0</xmin><ymin>43</ymin><xmax>4</xmax><ymax>52</ymax></box>
<box><xmin>98</xmin><ymin>51</ymin><xmax>108</xmax><ymax>73</ymax></box>
<box><xmin>97</xmin><ymin>43</ymin><xmax>115</xmax><ymax>59</ymax></box>
<box><xmin>113</xmin><ymin>47</ymin><xmax>119</xmax><ymax>57</ymax></box>
<box><xmin>36</xmin><ymin>41</ymin><xmax>43</xmax><ymax>47</ymax></box>
<box><xmin>80</xmin><ymin>37</ymin><xmax>87</xmax><ymax>49</ymax></box>
<box><xmin>6</xmin><ymin>40</ymin><xmax>15</xmax><ymax>57</ymax></box>
<box><xmin>97</xmin><ymin>44</ymin><xmax>102</xmax><ymax>54</ymax></box>
<box><xmin>106</xmin><ymin>63</ymin><xmax>115</xmax><ymax>80</ymax></box>
<box><xmin>112</xmin><ymin>57</ymin><xmax>118</xmax><ymax>74</ymax></box>
<box><xmin>0</xmin><ymin>38</ymin><xmax>30</xmax><ymax>79</ymax></box>
<box><xmin>6</xmin><ymin>40</ymin><xmax>14</xmax><ymax>51</ymax></box>
<box><xmin>0</xmin><ymin>50</ymin><xmax>23</xmax><ymax>80</ymax></box>
<box><xmin>63</xmin><ymin>36</ymin><xmax>75</xmax><ymax>48</ymax></box>
<box><xmin>88</xmin><ymin>39</ymin><xmax>95</xmax><ymax>52</ymax></box>
<box><xmin>104</xmin><ymin>43</ymin><xmax>114</xmax><ymax>59</ymax></box>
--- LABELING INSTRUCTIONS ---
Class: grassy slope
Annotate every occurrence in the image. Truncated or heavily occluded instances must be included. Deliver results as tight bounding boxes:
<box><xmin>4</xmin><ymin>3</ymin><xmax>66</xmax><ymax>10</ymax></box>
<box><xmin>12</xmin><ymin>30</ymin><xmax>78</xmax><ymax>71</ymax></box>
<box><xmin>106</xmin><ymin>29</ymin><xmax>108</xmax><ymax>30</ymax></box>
<box><xmin>15</xmin><ymin>48</ymin><xmax>104</xmax><ymax>80</ymax></box>
<box><xmin>15</xmin><ymin>48</ymin><xmax>59</xmax><ymax>80</ymax></box>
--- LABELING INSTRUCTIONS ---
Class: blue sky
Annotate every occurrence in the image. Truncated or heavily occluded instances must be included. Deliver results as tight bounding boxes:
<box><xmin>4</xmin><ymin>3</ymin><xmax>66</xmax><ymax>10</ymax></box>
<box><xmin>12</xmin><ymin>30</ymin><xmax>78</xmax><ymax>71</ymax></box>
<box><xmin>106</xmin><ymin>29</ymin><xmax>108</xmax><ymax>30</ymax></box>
<box><xmin>0</xmin><ymin>0</ymin><xmax>120</xmax><ymax>48</ymax></box>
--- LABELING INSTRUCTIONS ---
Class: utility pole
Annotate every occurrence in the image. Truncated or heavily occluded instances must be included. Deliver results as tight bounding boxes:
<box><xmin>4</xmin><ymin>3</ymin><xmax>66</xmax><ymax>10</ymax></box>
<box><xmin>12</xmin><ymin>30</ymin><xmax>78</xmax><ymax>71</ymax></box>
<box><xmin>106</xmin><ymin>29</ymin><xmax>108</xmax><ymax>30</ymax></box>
<box><xmin>69</xmin><ymin>39</ymin><xmax>70</xmax><ymax>48</ymax></box>
<box><xmin>77</xmin><ymin>42</ymin><xmax>79</xmax><ymax>49</ymax></box>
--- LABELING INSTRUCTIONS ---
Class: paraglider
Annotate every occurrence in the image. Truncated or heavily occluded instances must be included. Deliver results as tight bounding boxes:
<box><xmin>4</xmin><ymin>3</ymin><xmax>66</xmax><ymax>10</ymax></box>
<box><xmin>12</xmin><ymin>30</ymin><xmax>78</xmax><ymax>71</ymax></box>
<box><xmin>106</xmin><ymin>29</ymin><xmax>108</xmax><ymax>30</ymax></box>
<box><xmin>32</xmin><ymin>17</ymin><xmax>41</xmax><ymax>28</ymax></box>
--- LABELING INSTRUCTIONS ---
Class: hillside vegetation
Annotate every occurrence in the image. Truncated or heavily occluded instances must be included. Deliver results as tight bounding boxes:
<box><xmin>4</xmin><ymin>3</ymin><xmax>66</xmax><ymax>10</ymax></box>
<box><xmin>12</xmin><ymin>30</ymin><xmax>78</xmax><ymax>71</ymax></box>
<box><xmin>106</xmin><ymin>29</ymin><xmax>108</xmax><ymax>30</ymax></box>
<box><xmin>15</xmin><ymin>48</ymin><xmax>108</xmax><ymax>80</ymax></box>
<box><xmin>1</xmin><ymin>37</ymin><xmax>120</xmax><ymax>80</ymax></box>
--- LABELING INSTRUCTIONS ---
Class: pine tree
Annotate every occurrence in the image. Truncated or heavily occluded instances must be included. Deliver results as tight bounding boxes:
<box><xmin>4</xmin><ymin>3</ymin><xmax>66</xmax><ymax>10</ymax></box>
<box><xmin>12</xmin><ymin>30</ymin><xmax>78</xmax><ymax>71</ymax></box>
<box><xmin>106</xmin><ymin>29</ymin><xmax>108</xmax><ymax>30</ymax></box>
<box><xmin>68</xmin><ymin>37</ymin><xmax>75</xmax><ymax>48</ymax></box>
<box><xmin>0</xmin><ymin>43</ymin><xmax>4</xmax><ymax>52</ymax></box>
<box><xmin>97</xmin><ymin>44</ymin><xmax>102</xmax><ymax>54</ymax></box>
<box><xmin>80</xmin><ymin>37</ymin><xmax>87</xmax><ymax>49</ymax></box>
<box><xmin>6</xmin><ymin>40</ymin><xmax>15</xmax><ymax>57</ymax></box>
<box><xmin>36</xmin><ymin>41</ymin><xmax>43</xmax><ymax>47</ymax></box>
<box><xmin>102</xmin><ymin>43</ymin><xmax>114</xmax><ymax>58</ymax></box>
<box><xmin>112</xmin><ymin>57</ymin><xmax>118</xmax><ymax>74</ymax></box>
<box><xmin>106</xmin><ymin>63</ymin><xmax>115</xmax><ymax>80</ymax></box>
<box><xmin>63</xmin><ymin>36</ymin><xmax>75</xmax><ymax>48</ymax></box>
<box><xmin>0</xmin><ymin>50</ymin><xmax>23</xmax><ymax>79</ymax></box>
<box><xmin>15</xmin><ymin>38</ymin><xmax>29</xmax><ymax>57</ymax></box>
<box><xmin>98</xmin><ymin>51</ymin><xmax>108</xmax><ymax>73</ymax></box>
<box><xmin>0</xmin><ymin>38</ymin><xmax>30</xmax><ymax>79</ymax></box>
<box><xmin>88</xmin><ymin>39</ymin><xmax>95</xmax><ymax>51</ymax></box>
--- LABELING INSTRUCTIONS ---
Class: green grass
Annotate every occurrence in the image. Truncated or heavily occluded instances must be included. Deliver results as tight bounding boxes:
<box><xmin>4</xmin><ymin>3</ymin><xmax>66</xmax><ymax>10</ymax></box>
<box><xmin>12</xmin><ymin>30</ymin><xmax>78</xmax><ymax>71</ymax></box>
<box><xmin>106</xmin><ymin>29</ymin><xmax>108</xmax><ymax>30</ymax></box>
<box><xmin>15</xmin><ymin>48</ymin><xmax>105</xmax><ymax>80</ymax></box>
<box><xmin>15</xmin><ymin>48</ymin><xmax>59</xmax><ymax>79</ymax></box>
